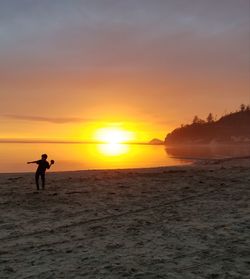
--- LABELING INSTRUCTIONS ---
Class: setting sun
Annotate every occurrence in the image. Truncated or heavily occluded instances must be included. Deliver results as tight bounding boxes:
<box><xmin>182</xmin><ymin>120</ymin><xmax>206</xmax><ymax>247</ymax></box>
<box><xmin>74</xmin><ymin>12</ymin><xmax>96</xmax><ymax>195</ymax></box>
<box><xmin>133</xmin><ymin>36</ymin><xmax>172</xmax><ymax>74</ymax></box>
<box><xmin>94</xmin><ymin>128</ymin><xmax>135</xmax><ymax>144</ymax></box>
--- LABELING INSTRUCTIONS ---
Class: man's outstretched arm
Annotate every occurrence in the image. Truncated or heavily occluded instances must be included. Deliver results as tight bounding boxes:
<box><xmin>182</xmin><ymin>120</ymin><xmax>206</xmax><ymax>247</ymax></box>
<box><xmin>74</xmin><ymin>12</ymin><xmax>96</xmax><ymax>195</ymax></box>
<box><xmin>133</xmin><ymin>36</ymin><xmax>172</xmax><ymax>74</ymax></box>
<box><xmin>27</xmin><ymin>161</ymin><xmax>38</xmax><ymax>164</ymax></box>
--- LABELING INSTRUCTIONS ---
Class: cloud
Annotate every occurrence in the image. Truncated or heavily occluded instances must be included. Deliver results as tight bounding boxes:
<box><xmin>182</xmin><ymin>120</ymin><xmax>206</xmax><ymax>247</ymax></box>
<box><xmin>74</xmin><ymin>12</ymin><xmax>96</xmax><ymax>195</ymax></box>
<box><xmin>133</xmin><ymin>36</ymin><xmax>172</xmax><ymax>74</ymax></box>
<box><xmin>2</xmin><ymin>113</ymin><xmax>173</xmax><ymax>127</ymax></box>
<box><xmin>2</xmin><ymin>114</ymin><xmax>92</xmax><ymax>124</ymax></box>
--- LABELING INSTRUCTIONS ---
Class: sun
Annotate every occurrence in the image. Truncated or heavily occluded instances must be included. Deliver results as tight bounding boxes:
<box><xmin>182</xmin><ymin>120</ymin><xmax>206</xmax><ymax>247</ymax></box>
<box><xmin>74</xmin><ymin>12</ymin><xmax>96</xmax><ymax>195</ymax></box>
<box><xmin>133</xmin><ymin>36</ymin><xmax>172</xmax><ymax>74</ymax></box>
<box><xmin>94</xmin><ymin>128</ymin><xmax>134</xmax><ymax>144</ymax></box>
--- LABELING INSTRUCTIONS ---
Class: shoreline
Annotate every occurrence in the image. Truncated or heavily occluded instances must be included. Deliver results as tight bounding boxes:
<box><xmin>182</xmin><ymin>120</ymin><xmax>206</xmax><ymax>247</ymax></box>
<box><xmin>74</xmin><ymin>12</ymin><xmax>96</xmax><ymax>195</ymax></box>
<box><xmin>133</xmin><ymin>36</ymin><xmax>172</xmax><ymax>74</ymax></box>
<box><xmin>1</xmin><ymin>155</ymin><xmax>250</xmax><ymax>175</ymax></box>
<box><xmin>0</xmin><ymin>163</ymin><xmax>192</xmax><ymax>176</ymax></box>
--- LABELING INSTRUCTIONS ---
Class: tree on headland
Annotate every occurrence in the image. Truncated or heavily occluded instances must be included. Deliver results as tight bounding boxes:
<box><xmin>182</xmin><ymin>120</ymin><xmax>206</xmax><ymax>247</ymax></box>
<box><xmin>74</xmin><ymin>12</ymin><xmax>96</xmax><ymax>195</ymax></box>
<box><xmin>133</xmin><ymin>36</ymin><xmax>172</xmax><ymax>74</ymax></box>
<box><xmin>240</xmin><ymin>104</ymin><xmax>246</xmax><ymax>112</ymax></box>
<box><xmin>206</xmin><ymin>113</ymin><xmax>214</xmax><ymax>123</ymax></box>
<box><xmin>192</xmin><ymin>115</ymin><xmax>205</xmax><ymax>124</ymax></box>
<box><xmin>192</xmin><ymin>116</ymin><xmax>199</xmax><ymax>124</ymax></box>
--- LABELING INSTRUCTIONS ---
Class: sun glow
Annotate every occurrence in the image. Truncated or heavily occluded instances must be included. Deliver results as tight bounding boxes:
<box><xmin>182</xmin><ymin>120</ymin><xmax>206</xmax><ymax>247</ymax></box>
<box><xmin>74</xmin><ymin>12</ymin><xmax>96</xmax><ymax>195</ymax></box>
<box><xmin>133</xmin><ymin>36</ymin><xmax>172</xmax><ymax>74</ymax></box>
<box><xmin>94</xmin><ymin>128</ymin><xmax>134</xmax><ymax>144</ymax></box>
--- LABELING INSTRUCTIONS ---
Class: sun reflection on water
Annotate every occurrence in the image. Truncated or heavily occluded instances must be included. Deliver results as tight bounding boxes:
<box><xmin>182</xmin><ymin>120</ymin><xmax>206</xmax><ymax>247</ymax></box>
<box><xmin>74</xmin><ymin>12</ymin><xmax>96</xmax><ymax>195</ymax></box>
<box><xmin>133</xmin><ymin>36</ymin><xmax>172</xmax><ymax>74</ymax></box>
<box><xmin>0</xmin><ymin>142</ymin><xmax>193</xmax><ymax>172</ymax></box>
<box><xmin>97</xmin><ymin>143</ymin><xmax>129</xmax><ymax>156</ymax></box>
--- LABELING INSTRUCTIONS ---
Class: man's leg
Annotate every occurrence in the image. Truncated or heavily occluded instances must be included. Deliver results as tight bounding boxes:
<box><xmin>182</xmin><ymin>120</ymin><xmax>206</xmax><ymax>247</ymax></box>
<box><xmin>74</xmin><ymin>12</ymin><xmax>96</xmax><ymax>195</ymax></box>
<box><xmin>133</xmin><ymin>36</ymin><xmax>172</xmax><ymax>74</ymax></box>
<box><xmin>35</xmin><ymin>172</ymin><xmax>40</xmax><ymax>190</ymax></box>
<box><xmin>41</xmin><ymin>173</ymin><xmax>45</xmax><ymax>190</ymax></box>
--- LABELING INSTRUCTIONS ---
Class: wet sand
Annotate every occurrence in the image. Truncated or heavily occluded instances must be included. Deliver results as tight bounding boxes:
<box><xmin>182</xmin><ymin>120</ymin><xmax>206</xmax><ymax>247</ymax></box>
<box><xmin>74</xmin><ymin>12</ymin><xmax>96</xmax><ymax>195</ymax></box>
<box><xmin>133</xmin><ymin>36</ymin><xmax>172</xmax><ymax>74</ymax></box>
<box><xmin>0</xmin><ymin>158</ymin><xmax>249</xmax><ymax>278</ymax></box>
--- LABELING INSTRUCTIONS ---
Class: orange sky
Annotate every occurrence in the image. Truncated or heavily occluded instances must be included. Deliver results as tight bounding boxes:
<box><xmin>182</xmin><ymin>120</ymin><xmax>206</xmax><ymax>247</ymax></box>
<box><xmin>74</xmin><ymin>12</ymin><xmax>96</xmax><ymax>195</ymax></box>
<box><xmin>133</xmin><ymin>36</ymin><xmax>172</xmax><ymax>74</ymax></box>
<box><xmin>0</xmin><ymin>0</ymin><xmax>250</xmax><ymax>142</ymax></box>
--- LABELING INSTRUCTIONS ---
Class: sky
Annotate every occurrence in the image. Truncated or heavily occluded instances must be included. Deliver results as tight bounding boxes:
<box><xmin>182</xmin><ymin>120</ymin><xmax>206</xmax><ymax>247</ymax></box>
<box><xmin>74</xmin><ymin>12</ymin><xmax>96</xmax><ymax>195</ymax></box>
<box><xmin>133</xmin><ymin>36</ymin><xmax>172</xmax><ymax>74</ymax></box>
<box><xmin>0</xmin><ymin>0</ymin><xmax>250</xmax><ymax>142</ymax></box>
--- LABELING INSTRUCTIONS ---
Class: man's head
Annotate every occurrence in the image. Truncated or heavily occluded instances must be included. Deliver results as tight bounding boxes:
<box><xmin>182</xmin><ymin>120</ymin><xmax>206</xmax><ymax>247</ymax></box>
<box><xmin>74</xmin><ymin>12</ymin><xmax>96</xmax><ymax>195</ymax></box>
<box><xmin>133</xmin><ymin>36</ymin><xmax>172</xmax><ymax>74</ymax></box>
<box><xmin>41</xmin><ymin>154</ymin><xmax>48</xmax><ymax>160</ymax></box>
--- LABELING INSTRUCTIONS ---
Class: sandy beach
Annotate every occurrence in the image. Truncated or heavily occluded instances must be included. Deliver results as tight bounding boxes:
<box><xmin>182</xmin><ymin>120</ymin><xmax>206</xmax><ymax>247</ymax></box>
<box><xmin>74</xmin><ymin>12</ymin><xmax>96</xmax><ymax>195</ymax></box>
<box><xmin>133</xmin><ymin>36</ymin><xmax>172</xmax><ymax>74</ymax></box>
<box><xmin>0</xmin><ymin>158</ymin><xmax>249</xmax><ymax>279</ymax></box>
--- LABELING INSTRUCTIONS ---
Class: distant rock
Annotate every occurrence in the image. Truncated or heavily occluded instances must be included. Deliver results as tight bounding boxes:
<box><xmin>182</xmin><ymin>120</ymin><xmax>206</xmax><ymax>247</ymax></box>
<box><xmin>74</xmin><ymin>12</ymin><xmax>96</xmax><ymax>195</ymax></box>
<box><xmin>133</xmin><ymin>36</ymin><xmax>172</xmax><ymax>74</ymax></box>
<box><xmin>149</xmin><ymin>138</ymin><xmax>164</xmax><ymax>145</ymax></box>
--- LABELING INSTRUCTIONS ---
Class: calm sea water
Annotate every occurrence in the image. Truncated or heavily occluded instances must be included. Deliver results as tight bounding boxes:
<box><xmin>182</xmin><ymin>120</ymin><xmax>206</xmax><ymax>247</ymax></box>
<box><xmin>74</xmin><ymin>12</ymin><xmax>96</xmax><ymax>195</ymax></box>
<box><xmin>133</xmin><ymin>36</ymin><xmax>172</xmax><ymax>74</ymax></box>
<box><xmin>1</xmin><ymin>143</ymin><xmax>250</xmax><ymax>173</ymax></box>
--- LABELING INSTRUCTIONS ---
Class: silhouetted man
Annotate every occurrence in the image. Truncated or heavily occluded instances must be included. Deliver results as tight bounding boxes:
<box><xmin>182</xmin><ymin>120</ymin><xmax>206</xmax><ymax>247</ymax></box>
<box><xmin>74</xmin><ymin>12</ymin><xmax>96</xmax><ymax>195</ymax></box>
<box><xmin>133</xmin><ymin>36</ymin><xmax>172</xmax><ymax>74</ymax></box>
<box><xmin>27</xmin><ymin>154</ymin><xmax>54</xmax><ymax>190</ymax></box>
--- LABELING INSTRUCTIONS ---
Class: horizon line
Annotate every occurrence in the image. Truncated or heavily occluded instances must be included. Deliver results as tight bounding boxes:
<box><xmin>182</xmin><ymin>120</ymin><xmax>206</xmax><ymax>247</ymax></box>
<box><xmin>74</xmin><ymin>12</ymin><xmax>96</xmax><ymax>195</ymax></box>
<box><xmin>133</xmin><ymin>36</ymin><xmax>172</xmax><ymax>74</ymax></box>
<box><xmin>0</xmin><ymin>138</ymin><xmax>164</xmax><ymax>145</ymax></box>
